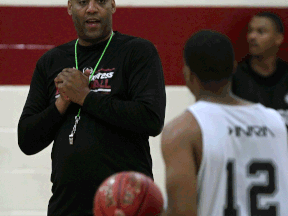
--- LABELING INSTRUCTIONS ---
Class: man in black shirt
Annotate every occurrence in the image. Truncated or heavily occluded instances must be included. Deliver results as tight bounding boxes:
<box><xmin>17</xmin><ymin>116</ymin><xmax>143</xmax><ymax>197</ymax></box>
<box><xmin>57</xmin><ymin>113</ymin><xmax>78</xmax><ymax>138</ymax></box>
<box><xmin>17</xmin><ymin>0</ymin><xmax>166</xmax><ymax>215</ymax></box>
<box><xmin>232</xmin><ymin>12</ymin><xmax>288</xmax><ymax>125</ymax></box>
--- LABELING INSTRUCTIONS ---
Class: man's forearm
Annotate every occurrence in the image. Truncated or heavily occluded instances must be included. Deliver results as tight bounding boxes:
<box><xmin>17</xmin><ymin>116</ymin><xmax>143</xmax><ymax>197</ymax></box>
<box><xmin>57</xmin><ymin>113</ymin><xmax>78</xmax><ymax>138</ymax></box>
<box><xmin>18</xmin><ymin>103</ymin><xmax>64</xmax><ymax>155</ymax></box>
<box><xmin>82</xmin><ymin>92</ymin><xmax>165</xmax><ymax>136</ymax></box>
<box><xmin>55</xmin><ymin>96</ymin><xmax>71</xmax><ymax>115</ymax></box>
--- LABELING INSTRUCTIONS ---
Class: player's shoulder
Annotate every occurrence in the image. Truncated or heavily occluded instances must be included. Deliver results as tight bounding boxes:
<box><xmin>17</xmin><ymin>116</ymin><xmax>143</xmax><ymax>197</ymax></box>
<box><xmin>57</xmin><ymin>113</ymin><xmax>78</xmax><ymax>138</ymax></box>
<box><xmin>259</xmin><ymin>104</ymin><xmax>286</xmax><ymax>120</ymax></box>
<box><xmin>161</xmin><ymin>111</ymin><xmax>201</xmax><ymax>153</ymax></box>
<box><xmin>253</xmin><ymin>104</ymin><xmax>287</xmax><ymax>130</ymax></box>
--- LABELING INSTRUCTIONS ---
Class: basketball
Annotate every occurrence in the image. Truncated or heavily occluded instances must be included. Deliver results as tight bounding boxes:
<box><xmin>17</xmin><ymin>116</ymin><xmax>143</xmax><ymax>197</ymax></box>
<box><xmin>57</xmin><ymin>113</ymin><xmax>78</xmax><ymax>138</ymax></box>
<box><xmin>94</xmin><ymin>171</ymin><xmax>164</xmax><ymax>216</ymax></box>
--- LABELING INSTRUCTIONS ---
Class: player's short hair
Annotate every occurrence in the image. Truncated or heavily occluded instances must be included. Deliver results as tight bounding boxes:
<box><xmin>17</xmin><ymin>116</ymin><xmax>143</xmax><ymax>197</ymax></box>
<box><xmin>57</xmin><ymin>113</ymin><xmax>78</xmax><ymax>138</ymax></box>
<box><xmin>254</xmin><ymin>11</ymin><xmax>284</xmax><ymax>33</ymax></box>
<box><xmin>184</xmin><ymin>30</ymin><xmax>235</xmax><ymax>83</ymax></box>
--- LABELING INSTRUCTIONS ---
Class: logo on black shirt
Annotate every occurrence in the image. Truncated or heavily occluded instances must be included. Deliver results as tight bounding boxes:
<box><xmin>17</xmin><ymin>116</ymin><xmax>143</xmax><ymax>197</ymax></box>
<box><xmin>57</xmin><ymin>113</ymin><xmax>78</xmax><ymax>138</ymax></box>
<box><xmin>88</xmin><ymin>68</ymin><xmax>115</xmax><ymax>94</ymax></box>
<box><xmin>83</xmin><ymin>67</ymin><xmax>94</xmax><ymax>74</ymax></box>
<box><xmin>55</xmin><ymin>67</ymin><xmax>115</xmax><ymax>98</ymax></box>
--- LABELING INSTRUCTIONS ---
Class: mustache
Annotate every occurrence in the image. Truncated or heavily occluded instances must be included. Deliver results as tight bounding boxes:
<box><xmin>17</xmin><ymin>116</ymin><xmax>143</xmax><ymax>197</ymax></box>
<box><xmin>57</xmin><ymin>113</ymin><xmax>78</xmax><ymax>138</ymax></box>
<box><xmin>248</xmin><ymin>40</ymin><xmax>258</xmax><ymax>46</ymax></box>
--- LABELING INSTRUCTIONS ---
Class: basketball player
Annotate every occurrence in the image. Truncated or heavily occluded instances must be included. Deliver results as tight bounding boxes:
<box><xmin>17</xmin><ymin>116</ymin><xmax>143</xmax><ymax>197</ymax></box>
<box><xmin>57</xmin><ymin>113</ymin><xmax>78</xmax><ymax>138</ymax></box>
<box><xmin>161</xmin><ymin>30</ymin><xmax>288</xmax><ymax>216</ymax></box>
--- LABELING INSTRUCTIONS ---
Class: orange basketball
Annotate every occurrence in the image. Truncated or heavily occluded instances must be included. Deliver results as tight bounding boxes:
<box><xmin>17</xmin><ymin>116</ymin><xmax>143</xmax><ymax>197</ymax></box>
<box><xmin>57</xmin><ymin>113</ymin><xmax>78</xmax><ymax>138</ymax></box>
<box><xmin>94</xmin><ymin>171</ymin><xmax>164</xmax><ymax>216</ymax></box>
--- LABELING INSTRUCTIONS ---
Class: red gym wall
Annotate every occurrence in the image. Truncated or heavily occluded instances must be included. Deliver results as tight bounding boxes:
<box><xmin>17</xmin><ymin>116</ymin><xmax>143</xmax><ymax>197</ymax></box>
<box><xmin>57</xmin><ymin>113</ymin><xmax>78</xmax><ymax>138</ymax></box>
<box><xmin>0</xmin><ymin>6</ymin><xmax>287</xmax><ymax>85</ymax></box>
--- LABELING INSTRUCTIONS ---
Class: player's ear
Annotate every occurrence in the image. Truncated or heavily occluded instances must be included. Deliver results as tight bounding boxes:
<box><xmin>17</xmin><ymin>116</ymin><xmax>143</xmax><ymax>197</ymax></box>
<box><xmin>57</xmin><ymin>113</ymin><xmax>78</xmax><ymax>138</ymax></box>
<box><xmin>111</xmin><ymin>0</ymin><xmax>116</xmax><ymax>14</ymax></box>
<box><xmin>232</xmin><ymin>60</ymin><xmax>238</xmax><ymax>75</ymax></box>
<box><xmin>68</xmin><ymin>0</ymin><xmax>72</xmax><ymax>16</ymax></box>
<box><xmin>183</xmin><ymin>63</ymin><xmax>192</xmax><ymax>82</ymax></box>
<box><xmin>276</xmin><ymin>33</ymin><xmax>284</xmax><ymax>46</ymax></box>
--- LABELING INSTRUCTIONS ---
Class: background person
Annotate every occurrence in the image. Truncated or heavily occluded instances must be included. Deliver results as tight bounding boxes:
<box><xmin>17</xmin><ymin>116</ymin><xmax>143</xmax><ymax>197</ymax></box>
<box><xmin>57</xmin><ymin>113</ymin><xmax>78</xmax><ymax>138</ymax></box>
<box><xmin>232</xmin><ymin>11</ymin><xmax>288</xmax><ymax>125</ymax></box>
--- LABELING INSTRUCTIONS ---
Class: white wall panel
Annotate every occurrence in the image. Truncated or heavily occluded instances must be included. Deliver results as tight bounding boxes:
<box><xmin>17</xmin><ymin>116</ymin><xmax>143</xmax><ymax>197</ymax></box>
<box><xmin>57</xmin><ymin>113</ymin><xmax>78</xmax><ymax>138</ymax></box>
<box><xmin>0</xmin><ymin>0</ymin><xmax>287</xmax><ymax>7</ymax></box>
<box><xmin>0</xmin><ymin>170</ymin><xmax>51</xmax><ymax>211</ymax></box>
<box><xmin>0</xmin><ymin>86</ymin><xmax>29</xmax><ymax>128</ymax></box>
<box><xmin>0</xmin><ymin>211</ymin><xmax>46</xmax><ymax>216</ymax></box>
<box><xmin>0</xmin><ymin>132</ymin><xmax>52</xmax><ymax>168</ymax></box>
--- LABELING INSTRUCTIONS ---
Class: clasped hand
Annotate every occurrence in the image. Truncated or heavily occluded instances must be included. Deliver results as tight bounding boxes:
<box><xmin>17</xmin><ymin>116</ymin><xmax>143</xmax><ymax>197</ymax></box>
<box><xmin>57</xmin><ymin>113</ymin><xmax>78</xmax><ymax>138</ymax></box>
<box><xmin>54</xmin><ymin>68</ymin><xmax>91</xmax><ymax>106</ymax></box>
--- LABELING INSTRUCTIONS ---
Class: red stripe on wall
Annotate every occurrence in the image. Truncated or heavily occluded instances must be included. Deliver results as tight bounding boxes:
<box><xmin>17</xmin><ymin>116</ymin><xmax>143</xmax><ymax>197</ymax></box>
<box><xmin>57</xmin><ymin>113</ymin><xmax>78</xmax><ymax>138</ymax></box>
<box><xmin>1</xmin><ymin>6</ymin><xmax>287</xmax><ymax>85</ymax></box>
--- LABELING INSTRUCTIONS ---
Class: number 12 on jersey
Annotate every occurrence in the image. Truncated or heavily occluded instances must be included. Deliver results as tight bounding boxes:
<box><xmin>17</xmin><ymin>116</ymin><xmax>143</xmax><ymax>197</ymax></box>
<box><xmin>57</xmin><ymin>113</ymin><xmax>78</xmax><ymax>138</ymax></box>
<box><xmin>224</xmin><ymin>160</ymin><xmax>278</xmax><ymax>216</ymax></box>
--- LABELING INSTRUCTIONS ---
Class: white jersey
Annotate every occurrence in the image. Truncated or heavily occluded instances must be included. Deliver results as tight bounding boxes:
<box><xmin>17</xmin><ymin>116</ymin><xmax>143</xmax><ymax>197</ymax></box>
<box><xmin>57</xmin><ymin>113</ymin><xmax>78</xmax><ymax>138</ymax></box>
<box><xmin>188</xmin><ymin>101</ymin><xmax>288</xmax><ymax>216</ymax></box>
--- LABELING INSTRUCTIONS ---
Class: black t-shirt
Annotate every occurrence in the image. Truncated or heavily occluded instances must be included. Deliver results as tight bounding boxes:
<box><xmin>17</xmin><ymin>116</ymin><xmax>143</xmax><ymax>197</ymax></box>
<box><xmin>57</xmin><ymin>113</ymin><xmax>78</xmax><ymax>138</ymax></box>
<box><xmin>18</xmin><ymin>32</ymin><xmax>166</xmax><ymax>216</ymax></box>
<box><xmin>232</xmin><ymin>56</ymin><xmax>288</xmax><ymax>126</ymax></box>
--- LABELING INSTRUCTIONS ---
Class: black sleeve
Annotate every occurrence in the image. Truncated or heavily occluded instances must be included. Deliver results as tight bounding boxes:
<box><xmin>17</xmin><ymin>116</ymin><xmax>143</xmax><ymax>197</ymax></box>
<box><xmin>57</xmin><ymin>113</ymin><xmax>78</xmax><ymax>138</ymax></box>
<box><xmin>82</xmin><ymin>40</ymin><xmax>166</xmax><ymax>136</ymax></box>
<box><xmin>18</xmin><ymin>57</ymin><xmax>64</xmax><ymax>155</ymax></box>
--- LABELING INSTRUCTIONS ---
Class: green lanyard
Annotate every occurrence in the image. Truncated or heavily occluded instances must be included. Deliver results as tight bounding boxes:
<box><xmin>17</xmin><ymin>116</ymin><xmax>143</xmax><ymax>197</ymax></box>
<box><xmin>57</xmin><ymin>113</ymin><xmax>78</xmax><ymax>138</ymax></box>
<box><xmin>69</xmin><ymin>32</ymin><xmax>114</xmax><ymax>145</ymax></box>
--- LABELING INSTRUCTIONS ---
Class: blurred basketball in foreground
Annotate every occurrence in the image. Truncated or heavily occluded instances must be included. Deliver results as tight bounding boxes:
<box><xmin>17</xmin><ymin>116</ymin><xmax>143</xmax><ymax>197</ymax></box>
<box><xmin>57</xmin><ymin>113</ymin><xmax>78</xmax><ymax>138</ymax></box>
<box><xmin>94</xmin><ymin>171</ymin><xmax>163</xmax><ymax>216</ymax></box>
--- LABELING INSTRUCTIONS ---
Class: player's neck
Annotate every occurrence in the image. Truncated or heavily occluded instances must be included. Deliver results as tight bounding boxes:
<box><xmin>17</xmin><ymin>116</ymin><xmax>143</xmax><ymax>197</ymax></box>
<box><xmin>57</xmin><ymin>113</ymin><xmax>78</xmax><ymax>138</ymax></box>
<box><xmin>198</xmin><ymin>84</ymin><xmax>251</xmax><ymax>106</ymax></box>
<box><xmin>251</xmin><ymin>54</ymin><xmax>277</xmax><ymax>76</ymax></box>
<box><xmin>78</xmin><ymin>31</ymin><xmax>113</xmax><ymax>47</ymax></box>
<box><xmin>199</xmin><ymin>95</ymin><xmax>242</xmax><ymax>105</ymax></box>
